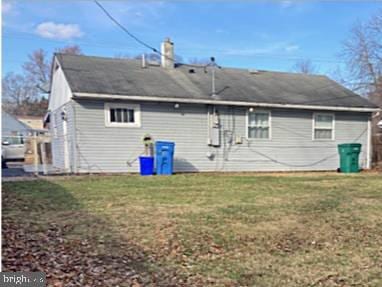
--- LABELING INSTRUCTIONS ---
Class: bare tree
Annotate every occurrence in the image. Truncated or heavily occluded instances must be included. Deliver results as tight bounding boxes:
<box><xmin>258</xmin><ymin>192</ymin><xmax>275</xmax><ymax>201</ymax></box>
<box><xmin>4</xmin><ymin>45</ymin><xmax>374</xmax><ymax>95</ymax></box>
<box><xmin>56</xmin><ymin>45</ymin><xmax>82</xmax><ymax>55</ymax></box>
<box><xmin>370</xmin><ymin>78</ymin><xmax>382</xmax><ymax>106</ymax></box>
<box><xmin>116</xmin><ymin>52</ymin><xmax>183</xmax><ymax>64</ymax></box>
<box><xmin>114</xmin><ymin>53</ymin><xmax>131</xmax><ymax>59</ymax></box>
<box><xmin>23</xmin><ymin>45</ymin><xmax>82</xmax><ymax>90</ymax></box>
<box><xmin>138</xmin><ymin>52</ymin><xmax>183</xmax><ymax>63</ymax></box>
<box><xmin>2</xmin><ymin>73</ymin><xmax>35</xmax><ymax>115</ymax></box>
<box><xmin>292</xmin><ymin>59</ymin><xmax>317</xmax><ymax>74</ymax></box>
<box><xmin>341</xmin><ymin>10</ymin><xmax>382</xmax><ymax>166</ymax></box>
<box><xmin>2</xmin><ymin>45</ymin><xmax>82</xmax><ymax>116</ymax></box>
<box><xmin>188</xmin><ymin>57</ymin><xmax>211</xmax><ymax>65</ymax></box>
<box><xmin>115</xmin><ymin>53</ymin><xmax>161</xmax><ymax>64</ymax></box>
<box><xmin>134</xmin><ymin>53</ymin><xmax>161</xmax><ymax>63</ymax></box>
<box><xmin>341</xmin><ymin>10</ymin><xmax>382</xmax><ymax>99</ymax></box>
<box><xmin>22</xmin><ymin>49</ymin><xmax>50</xmax><ymax>88</ymax></box>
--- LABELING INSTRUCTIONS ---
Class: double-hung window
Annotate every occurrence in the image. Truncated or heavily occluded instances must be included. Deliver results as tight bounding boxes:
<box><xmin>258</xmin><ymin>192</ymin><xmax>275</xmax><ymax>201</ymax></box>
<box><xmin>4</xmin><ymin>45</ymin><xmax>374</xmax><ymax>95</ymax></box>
<box><xmin>247</xmin><ymin>110</ymin><xmax>271</xmax><ymax>139</ymax></box>
<box><xmin>313</xmin><ymin>113</ymin><xmax>334</xmax><ymax>140</ymax></box>
<box><xmin>105</xmin><ymin>103</ymin><xmax>141</xmax><ymax>127</ymax></box>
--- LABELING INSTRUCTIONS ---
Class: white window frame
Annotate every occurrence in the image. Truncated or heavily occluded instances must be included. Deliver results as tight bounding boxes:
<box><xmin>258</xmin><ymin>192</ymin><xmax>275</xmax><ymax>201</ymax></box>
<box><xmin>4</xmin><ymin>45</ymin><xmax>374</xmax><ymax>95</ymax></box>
<box><xmin>312</xmin><ymin>112</ymin><xmax>335</xmax><ymax>141</ymax></box>
<box><xmin>104</xmin><ymin>103</ymin><xmax>141</xmax><ymax>128</ymax></box>
<box><xmin>246</xmin><ymin>109</ymin><xmax>272</xmax><ymax>140</ymax></box>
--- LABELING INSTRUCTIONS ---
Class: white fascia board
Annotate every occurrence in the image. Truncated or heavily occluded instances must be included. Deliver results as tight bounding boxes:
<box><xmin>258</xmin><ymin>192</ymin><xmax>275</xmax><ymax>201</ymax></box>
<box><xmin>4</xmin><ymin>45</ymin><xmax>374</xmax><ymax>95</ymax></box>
<box><xmin>49</xmin><ymin>57</ymin><xmax>74</xmax><ymax>112</ymax></box>
<box><xmin>73</xmin><ymin>92</ymin><xmax>380</xmax><ymax>113</ymax></box>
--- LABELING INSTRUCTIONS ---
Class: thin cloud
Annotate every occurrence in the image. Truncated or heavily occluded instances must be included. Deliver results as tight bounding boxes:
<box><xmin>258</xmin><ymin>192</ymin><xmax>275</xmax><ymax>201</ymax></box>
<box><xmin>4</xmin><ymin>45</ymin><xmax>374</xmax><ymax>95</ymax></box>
<box><xmin>279</xmin><ymin>1</ymin><xmax>312</xmax><ymax>14</ymax></box>
<box><xmin>216</xmin><ymin>28</ymin><xmax>226</xmax><ymax>34</ymax></box>
<box><xmin>280</xmin><ymin>1</ymin><xmax>293</xmax><ymax>8</ymax></box>
<box><xmin>285</xmin><ymin>45</ymin><xmax>299</xmax><ymax>52</ymax></box>
<box><xmin>2</xmin><ymin>1</ymin><xmax>12</xmax><ymax>14</ymax></box>
<box><xmin>223</xmin><ymin>42</ymin><xmax>299</xmax><ymax>56</ymax></box>
<box><xmin>35</xmin><ymin>22</ymin><xmax>83</xmax><ymax>40</ymax></box>
<box><xmin>88</xmin><ymin>1</ymin><xmax>168</xmax><ymax>30</ymax></box>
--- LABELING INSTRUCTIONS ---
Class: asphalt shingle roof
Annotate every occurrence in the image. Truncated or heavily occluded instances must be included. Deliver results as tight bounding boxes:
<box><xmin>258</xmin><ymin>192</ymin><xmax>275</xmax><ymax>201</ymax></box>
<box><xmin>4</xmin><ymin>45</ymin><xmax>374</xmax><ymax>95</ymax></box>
<box><xmin>56</xmin><ymin>53</ymin><xmax>377</xmax><ymax>109</ymax></box>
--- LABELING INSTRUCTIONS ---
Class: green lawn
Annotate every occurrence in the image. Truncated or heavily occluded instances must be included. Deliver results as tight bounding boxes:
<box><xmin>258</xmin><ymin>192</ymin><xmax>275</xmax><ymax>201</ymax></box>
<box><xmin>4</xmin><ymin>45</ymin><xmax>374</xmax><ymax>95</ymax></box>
<box><xmin>3</xmin><ymin>172</ymin><xmax>382</xmax><ymax>286</ymax></box>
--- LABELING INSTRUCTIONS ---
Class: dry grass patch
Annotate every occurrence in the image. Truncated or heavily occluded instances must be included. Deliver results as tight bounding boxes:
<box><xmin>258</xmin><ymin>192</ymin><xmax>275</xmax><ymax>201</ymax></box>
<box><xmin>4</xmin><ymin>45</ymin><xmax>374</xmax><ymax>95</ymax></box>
<box><xmin>3</xmin><ymin>172</ymin><xmax>382</xmax><ymax>286</ymax></box>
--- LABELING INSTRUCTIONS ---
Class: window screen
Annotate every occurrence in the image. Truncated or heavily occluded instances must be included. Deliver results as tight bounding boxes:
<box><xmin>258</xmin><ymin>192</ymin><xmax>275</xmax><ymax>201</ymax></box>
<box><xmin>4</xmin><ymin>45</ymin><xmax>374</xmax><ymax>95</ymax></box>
<box><xmin>110</xmin><ymin>108</ymin><xmax>135</xmax><ymax>123</ymax></box>
<box><xmin>248</xmin><ymin>111</ymin><xmax>270</xmax><ymax>139</ymax></box>
<box><xmin>314</xmin><ymin>114</ymin><xmax>334</xmax><ymax>140</ymax></box>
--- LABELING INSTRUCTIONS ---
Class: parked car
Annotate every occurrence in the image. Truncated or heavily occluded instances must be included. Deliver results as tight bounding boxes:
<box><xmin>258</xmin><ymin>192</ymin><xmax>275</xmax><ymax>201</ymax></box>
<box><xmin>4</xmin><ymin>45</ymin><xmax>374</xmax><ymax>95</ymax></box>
<box><xmin>2</xmin><ymin>136</ymin><xmax>25</xmax><ymax>168</ymax></box>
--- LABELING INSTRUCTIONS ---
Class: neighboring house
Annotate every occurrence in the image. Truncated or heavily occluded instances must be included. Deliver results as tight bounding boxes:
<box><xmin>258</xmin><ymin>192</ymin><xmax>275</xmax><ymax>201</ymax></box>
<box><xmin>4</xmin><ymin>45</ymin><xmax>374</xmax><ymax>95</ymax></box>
<box><xmin>2</xmin><ymin>112</ymin><xmax>31</xmax><ymax>165</ymax></box>
<box><xmin>2</xmin><ymin>112</ymin><xmax>31</xmax><ymax>138</ymax></box>
<box><xmin>17</xmin><ymin>116</ymin><xmax>44</xmax><ymax>131</ymax></box>
<box><xmin>48</xmin><ymin>38</ymin><xmax>379</xmax><ymax>173</ymax></box>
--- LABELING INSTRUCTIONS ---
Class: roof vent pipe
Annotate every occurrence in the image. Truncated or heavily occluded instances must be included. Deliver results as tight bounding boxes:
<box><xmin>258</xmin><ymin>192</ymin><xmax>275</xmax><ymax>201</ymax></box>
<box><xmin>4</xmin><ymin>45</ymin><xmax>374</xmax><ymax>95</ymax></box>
<box><xmin>141</xmin><ymin>54</ymin><xmax>147</xmax><ymax>68</ymax></box>
<box><xmin>161</xmin><ymin>37</ymin><xmax>175</xmax><ymax>69</ymax></box>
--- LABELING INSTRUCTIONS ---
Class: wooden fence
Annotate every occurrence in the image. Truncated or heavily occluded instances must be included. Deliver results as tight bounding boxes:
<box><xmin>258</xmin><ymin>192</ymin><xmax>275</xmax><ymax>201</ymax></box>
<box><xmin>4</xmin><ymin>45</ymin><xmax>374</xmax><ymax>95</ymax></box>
<box><xmin>372</xmin><ymin>133</ymin><xmax>382</xmax><ymax>169</ymax></box>
<box><xmin>24</xmin><ymin>134</ymin><xmax>52</xmax><ymax>174</ymax></box>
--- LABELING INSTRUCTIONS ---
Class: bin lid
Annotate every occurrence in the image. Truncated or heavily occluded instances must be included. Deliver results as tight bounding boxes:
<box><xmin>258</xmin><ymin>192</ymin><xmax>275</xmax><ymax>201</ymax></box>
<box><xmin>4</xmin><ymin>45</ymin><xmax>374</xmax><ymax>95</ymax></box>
<box><xmin>139</xmin><ymin>156</ymin><xmax>154</xmax><ymax>159</ymax></box>
<box><xmin>156</xmin><ymin>141</ymin><xmax>175</xmax><ymax>146</ymax></box>
<box><xmin>338</xmin><ymin>143</ymin><xmax>361</xmax><ymax>148</ymax></box>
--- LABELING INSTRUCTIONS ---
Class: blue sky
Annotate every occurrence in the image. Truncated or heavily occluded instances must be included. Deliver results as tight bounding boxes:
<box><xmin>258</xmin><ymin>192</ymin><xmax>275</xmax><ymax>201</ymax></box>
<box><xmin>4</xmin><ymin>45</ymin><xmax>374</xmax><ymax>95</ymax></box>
<box><xmin>2</xmin><ymin>1</ymin><xmax>382</xmax><ymax>78</ymax></box>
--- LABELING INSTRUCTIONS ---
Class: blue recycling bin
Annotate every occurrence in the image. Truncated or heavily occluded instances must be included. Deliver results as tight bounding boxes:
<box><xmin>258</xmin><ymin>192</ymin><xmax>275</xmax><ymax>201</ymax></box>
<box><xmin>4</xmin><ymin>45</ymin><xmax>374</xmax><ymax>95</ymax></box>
<box><xmin>155</xmin><ymin>141</ymin><xmax>175</xmax><ymax>175</ymax></box>
<box><xmin>139</xmin><ymin>156</ymin><xmax>154</xmax><ymax>176</ymax></box>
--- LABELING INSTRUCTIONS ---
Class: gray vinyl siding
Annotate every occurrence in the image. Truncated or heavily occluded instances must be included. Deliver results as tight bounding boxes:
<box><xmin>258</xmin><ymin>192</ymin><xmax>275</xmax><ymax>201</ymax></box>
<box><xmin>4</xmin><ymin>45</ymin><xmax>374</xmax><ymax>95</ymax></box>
<box><xmin>50</xmin><ymin>102</ymin><xmax>76</xmax><ymax>172</ymax></box>
<box><xmin>71</xmin><ymin>99</ymin><xmax>370</xmax><ymax>173</ymax></box>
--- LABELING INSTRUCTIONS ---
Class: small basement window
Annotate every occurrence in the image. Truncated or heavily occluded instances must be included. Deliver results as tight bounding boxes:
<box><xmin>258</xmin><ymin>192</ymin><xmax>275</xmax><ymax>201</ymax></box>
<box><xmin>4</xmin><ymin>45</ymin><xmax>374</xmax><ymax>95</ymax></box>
<box><xmin>247</xmin><ymin>110</ymin><xmax>271</xmax><ymax>139</ymax></box>
<box><xmin>105</xmin><ymin>103</ymin><xmax>141</xmax><ymax>127</ymax></box>
<box><xmin>313</xmin><ymin>113</ymin><xmax>335</xmax><ymax>140</ymax></box>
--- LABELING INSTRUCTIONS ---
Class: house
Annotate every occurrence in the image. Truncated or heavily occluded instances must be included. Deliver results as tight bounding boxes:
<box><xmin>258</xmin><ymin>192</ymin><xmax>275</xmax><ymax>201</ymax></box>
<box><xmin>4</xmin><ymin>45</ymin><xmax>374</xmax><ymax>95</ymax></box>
<box><xmin>2</xmin><ymin>112</ymin><xmax>49</xmax><ymax>166</ymax></box>
<box><xmin>47</xmin><ymin>38</ymin><xmax>379</xmax><ymax>173</ymax></box>
<box><xmin>2</xmin><ymin>112</ymin><xmax>31</xmax><ymax>166</ymax></box>
<box><xmin>17</xmin><ymin>116</ymin><xmax>44</xmax><ymax>131</ymax></box>
<box><xmin>2</xmin><ymin>112</ymin><xmax>46</xmax><ymax>137</ymax></box>
<box><xmin>2</xmin><ymin>112</ymin><xmax>31</xmax><ymax>140</ymax></box>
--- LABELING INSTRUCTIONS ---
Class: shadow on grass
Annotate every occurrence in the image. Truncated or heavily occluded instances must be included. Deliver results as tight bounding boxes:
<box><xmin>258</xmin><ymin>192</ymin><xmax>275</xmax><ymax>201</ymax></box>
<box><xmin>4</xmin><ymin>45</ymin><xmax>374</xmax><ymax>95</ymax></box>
<box><xmin>2</xmin><ymin>179</ymin><xmax>201</xmax><ymax>287</ymax></box>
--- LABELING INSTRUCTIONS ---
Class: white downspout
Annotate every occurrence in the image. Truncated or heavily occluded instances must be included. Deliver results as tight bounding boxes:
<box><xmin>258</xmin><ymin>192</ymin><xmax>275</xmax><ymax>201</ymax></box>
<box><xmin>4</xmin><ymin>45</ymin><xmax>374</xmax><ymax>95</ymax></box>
<box><xmin>367</xmin><ymin>116</ymin><xmax>372</xmax><ymax>169</ymax></box>
<box><xmin>207</xmin><ymin>106</ymin><xmax>211</xmax><ymax>145</ymax></box>
<box><xmin>62</xmin><ymin>109</ymin><xmax>70</xmax><ymax>172</ymax></box>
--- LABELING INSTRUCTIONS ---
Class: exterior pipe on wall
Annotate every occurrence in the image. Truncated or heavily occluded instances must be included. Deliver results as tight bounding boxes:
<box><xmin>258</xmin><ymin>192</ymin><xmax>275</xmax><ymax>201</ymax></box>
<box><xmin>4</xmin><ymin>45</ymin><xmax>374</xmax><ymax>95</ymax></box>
<box><xmin>141</xmin><ymin>54</ymin><xmax>147</xmax><ymax>69</ymax></box>
<box><xmin>367</xmin><ymin>116</ymin><xmax>372</xmax><ymax>169</ymax></box>
<box><xmin>62</xmin><ymin>108</ymin><xmax>70</xmax><ymax>173</ymax></box>
<box><xmin>207</xmin><ymin>106</ymin><xmax>211</xmax><ymax>145</ymax></box>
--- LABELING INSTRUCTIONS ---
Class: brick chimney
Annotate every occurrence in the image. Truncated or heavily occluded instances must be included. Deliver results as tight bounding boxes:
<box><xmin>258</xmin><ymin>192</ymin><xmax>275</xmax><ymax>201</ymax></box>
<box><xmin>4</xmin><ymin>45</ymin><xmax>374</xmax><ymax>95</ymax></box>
<box><xmin>161</xmin><ymin>37</ymin><xmax>174</xmax><ymax>69</ymax></box>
